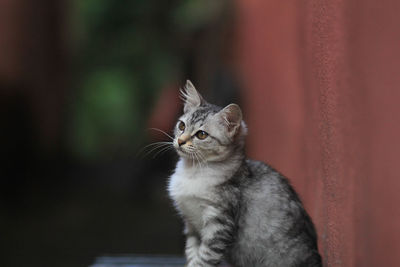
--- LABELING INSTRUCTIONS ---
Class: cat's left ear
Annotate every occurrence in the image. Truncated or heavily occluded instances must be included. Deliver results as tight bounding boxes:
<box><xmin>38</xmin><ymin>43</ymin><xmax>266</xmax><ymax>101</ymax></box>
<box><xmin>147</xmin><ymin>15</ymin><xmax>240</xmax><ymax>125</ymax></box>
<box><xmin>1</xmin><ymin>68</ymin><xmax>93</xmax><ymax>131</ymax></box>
<box><xmin>180</xmin><ymin>80</ymin><xmax>204</xmax><ymax>113</ymax></box>
<box><xmin>218</xmin><ymin>104</ymin><xmax>243</xmax><ymax>137</ymax></box>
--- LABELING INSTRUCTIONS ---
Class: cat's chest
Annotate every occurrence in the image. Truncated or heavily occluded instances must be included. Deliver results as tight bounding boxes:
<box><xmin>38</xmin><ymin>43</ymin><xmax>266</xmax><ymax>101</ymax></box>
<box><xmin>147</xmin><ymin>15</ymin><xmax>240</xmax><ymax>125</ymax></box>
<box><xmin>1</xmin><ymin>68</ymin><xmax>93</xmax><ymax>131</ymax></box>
<box><xmin>168</xmin><ymin>163</ymin><xmax>223</xmax><ymax>230</ymax></box>
<box><xmin>176</xmin><ymin>196</ymin><xmax>209</xmax><ymax>231</ymax></box>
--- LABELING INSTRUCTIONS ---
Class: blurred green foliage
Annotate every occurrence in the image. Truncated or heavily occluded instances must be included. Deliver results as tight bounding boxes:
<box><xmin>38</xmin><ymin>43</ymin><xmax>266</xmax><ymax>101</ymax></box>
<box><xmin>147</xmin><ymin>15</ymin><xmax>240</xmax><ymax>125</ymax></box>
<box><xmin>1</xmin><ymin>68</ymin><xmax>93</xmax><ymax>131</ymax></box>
<box><xmin>69</xmin><ymin>0</ymin><xmax>227</xmax><ymax>159</ymax></box>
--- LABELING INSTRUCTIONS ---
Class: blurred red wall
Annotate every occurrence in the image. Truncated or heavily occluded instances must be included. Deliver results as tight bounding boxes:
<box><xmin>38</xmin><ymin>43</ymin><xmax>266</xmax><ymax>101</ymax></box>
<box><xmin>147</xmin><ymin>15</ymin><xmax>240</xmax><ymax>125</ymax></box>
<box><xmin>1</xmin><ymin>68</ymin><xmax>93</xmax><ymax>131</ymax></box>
<box><xmin>235</xmin><ymin>0</ymin><xmax>400</xmax><ymax>266</ymax></box>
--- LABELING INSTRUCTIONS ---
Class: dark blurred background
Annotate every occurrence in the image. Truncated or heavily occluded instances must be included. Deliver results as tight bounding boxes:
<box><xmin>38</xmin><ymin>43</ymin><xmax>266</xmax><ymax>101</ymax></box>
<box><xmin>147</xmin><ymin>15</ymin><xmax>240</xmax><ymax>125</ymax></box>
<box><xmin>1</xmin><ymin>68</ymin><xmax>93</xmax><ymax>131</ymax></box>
<box><xmin>2</xmin><ymin>0</ymin><xmax>400</xmax><ymax>266</ymax></box>
<box><xmin>1</xmin><ymin>0</ymin><xmax>238</xmax><ymax>266</ymax></box>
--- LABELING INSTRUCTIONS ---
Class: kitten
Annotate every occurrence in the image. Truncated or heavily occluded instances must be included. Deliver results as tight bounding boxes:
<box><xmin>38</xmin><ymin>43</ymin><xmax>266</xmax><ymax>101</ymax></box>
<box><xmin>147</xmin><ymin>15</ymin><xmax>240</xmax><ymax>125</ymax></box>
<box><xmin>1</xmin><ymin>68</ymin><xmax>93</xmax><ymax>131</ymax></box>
<box><xmin>168</xmin><ymin>81</ymin><xmax>322</xmax><ymax>267</ymax></box>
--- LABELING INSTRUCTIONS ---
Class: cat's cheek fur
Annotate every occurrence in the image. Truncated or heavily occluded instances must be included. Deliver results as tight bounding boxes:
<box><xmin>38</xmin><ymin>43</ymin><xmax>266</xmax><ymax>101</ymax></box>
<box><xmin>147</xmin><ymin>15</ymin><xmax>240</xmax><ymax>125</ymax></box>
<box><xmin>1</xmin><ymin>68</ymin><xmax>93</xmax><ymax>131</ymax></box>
<box><xmin>199</xmin><ymin>146</ymin><xmax>230</xmax><ymax>162</ymax></box>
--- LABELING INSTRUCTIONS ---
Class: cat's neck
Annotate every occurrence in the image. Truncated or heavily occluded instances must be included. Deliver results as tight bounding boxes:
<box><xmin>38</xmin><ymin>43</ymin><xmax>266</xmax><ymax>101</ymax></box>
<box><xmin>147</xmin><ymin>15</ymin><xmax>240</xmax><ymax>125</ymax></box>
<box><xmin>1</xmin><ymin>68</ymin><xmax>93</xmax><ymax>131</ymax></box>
<box><xmin>177</xmin><ymin>151</ymin><xmax>245</xmax><ymax>179</ymax></box>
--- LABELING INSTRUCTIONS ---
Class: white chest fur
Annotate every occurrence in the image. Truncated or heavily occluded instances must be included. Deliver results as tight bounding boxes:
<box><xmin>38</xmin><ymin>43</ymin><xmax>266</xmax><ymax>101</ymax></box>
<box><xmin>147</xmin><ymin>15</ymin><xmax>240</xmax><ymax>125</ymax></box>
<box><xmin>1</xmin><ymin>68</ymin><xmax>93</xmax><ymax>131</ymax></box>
<box><xmin>168</xmin><ymin>159</ymin><xmax>231</xmax><ymax>232</ymax></box>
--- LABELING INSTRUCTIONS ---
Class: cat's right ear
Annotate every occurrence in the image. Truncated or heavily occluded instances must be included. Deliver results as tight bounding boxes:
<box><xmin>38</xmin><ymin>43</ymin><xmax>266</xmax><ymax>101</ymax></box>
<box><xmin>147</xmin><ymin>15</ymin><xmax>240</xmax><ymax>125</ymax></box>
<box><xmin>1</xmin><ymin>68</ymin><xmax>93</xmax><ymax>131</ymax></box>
<box><xmin>218</xmin><ymin>104</ymin><xmax>243</xmax><ymax>138</ymax></box>
<box><xmin>180</xmin><ymin>80</ymin><xmax>204</xmax><ymax>113</ymax></box>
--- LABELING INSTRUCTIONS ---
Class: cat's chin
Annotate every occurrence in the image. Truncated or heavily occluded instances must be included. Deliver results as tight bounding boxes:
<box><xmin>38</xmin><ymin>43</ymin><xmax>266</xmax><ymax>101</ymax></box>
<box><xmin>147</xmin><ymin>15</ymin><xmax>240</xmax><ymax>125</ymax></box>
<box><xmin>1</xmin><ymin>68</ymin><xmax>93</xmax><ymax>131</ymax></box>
<box><xmin>175</xmin><ymin>148</ymin><xmax>200</xmax><ymax>161</ymax></box>
<box><xmin>175</xmin><ymin>148</ymin><xmax>189</xmax><ymax>158</ymax></box>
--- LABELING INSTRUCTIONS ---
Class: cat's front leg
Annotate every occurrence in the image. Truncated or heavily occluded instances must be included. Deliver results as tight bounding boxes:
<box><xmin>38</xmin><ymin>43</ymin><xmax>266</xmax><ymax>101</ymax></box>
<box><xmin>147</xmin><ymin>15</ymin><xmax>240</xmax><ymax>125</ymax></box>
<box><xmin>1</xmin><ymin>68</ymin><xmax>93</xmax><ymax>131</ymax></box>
<box><xmin>188</xmin><ymin>206</ymin><xmax>235</xmax><ymax>267</ymax></box>
<box><xmin>184</xmin><ymin>222</ymin><xmax>200</xmax><ymax>265</ymax></box>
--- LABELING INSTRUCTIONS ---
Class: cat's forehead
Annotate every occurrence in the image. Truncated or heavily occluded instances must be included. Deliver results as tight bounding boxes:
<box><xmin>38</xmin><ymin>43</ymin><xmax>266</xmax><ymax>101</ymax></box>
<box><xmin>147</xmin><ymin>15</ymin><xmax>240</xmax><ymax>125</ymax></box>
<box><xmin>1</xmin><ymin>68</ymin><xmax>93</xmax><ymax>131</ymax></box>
<box><xmin>182</xmin><ymin>104</ymin><xmax>221</xmax><ymax>125</ymax></box>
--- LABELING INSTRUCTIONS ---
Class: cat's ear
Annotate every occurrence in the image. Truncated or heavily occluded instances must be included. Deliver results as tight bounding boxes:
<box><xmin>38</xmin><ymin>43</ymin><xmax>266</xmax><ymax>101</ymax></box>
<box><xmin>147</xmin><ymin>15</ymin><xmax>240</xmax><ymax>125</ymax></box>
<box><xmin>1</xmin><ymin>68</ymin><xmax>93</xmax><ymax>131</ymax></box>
<box><xmin>218</xmin><ymin>104</ymin><xmax>243</xmax><ymax>137</ymax></box>
<box><xmin>180</xmin><ymin>80</ymin><xmax>204</xmax><ymax>113</ymax></box>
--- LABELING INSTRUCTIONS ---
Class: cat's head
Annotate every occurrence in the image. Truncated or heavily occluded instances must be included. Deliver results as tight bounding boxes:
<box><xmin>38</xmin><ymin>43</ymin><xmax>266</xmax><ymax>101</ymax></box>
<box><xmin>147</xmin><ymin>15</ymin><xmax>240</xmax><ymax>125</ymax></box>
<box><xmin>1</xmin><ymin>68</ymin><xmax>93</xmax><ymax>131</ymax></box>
<box><xmin>173</xmin><ymin>80</ymin><xmax>247</xmax><ymax>163</ymax></box>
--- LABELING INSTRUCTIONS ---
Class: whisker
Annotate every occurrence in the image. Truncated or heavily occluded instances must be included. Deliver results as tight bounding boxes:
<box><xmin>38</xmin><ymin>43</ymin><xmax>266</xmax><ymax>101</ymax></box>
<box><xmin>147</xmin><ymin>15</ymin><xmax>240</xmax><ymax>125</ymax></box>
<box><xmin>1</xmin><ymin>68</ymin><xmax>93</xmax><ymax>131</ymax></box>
<box><xmin>183</xmin><ymin>145</ymin><xmax>207</xmax><ymax>169</ymax></box>
<box><xmin>197</xmin><ymin>150</ymin><xmax>209</xmax><ymax>169</ymax></box>
<box><xmin>144</xmin><ymin>143</ymin><xmax>172</xmax><ymax>157</ymax></box>
<box><xmin>187</xmin><ymin>150</ymin><xmax>194</xmax><ymax>165</ymax></box>
<box><xmin>191</xmin><ymin>152</ymin><xmax>195</xmax><ymax>166</ymax></box>
<box><xmin>197</xmin><ymin>152</ymin><xmax>205</xmax><ymax>169</ymax></box>
<box><xmin>190</xmin><ymin>150</ymin><xmax>203</xmax><ymax>169</ymax></box>
<box><xmin>192</xmin><ymin>151</ymin><xmax>200</xmax><ymax>168</ymax></box>
<box><xmin>152</xmin><ymin>145</ymin><xmax>174</xmax><ymax>159</ymax></box>
<box><xmin>148</xmin><ymin>128</ymin><xmax>174</xmax><ymax>140</ymax></box>
<box><xmin>137</xmin><ymin>141</ymin><xmax>172</xmax><ymax>156</ymax></box>
<box><xmin>142</xmin><ymin>141</ymin><xmax>173</xmax><ymax>150</ymax></box>
<box><xmin>138</xmin><ymin>142</ymin><xmax>173</xmax><ymax>158</ymax></box>
<box><xmin>196</xmin><ymin>152</ymin><xmax>204</xmax><ymax>169</ymax></box>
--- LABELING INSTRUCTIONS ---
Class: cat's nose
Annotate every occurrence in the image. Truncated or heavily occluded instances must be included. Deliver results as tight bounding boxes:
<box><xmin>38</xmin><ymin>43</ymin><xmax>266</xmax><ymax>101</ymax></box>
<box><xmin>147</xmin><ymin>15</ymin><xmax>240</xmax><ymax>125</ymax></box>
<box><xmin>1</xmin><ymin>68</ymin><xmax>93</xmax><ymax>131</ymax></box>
<box><xmin>178</xmin><ymin>138</ymin><xmax>186</xmax><ymax>146</ymax></box>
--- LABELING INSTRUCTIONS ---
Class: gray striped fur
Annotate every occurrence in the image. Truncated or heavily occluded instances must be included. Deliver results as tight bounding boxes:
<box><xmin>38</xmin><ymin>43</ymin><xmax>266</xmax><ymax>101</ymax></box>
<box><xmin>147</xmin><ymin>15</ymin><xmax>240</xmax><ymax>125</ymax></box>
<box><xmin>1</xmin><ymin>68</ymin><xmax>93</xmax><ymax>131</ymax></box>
<box><xmin>168</xmin><ymin>81</ymin><xmax>322</xmax><ymax>267</ymax></box>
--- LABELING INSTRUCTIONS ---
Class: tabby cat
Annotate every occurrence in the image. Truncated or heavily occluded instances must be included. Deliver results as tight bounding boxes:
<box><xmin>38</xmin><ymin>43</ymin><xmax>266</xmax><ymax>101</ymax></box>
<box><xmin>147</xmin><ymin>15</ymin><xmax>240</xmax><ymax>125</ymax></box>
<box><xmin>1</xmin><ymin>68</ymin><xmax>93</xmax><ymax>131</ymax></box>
<box><xmin>168</xmin><ymin>81</ymin><xmax>322</xmax><ymax>267</ymax></box>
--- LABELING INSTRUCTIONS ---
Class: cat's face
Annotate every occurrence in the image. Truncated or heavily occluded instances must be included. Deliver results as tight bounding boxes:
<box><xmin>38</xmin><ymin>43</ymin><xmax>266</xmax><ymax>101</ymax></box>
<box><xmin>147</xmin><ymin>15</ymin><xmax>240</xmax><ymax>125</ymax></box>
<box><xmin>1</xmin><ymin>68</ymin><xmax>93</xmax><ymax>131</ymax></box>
<box><xmin>173</xmin><ymin>80</ymin><xmax>246</xmax><ymax>163</ymax></box>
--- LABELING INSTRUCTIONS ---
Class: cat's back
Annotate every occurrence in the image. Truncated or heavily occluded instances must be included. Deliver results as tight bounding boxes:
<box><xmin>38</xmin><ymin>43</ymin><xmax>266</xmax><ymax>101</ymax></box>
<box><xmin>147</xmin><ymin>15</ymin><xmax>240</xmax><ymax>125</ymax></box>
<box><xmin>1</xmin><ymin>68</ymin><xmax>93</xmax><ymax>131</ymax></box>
<box><xmin>238</xmin><ymin>159</ymin><xmax>304</xmax><ymax>239</ymax></box>
<box><xmin>242</xmin><ymin>159</ymin><xmax>298</xmax><ymax>207</ymax></box>
<box><xmin>230</xmin><ymin>159</ymin><xmax>321</xmax><ymax>266</ymax></box>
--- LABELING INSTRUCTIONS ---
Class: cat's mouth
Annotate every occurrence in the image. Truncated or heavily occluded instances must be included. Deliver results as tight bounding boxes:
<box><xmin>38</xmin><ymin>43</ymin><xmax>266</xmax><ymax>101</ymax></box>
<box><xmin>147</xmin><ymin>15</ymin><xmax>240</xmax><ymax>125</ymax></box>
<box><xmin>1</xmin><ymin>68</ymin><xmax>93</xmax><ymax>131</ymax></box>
<box><xmin>176</xmin><ymin>146</ymin><xmax>189</xmax><ymax>156</ymax></box>
<box><xmin>175</xmin><ymin>146</ymin><xmax>194</xmax><ymax>159</ymax></box>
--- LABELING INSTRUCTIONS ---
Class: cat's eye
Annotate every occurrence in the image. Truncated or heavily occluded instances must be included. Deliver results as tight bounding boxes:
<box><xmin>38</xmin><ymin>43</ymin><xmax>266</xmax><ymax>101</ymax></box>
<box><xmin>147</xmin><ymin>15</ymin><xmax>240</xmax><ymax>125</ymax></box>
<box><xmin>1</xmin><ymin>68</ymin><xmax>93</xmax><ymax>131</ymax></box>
<box><xmin>178</xmin><ymin>121</ymin><xmax>185</xmax><ymax>131</ymax></box>
<box><xmin>195</xmin><ymin>130</ymin><xmax>208</xmax><ymax>140</ymax></box>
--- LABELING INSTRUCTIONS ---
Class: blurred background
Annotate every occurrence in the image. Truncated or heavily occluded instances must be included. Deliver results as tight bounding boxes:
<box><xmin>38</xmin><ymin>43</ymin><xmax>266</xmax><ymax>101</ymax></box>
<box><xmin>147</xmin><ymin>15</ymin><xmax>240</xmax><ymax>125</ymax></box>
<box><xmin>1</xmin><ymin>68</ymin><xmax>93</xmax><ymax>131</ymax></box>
<box><xmin>1</xmin><ymin>0</ymin><xmax>400</xmax><ymax>266</ymax></box>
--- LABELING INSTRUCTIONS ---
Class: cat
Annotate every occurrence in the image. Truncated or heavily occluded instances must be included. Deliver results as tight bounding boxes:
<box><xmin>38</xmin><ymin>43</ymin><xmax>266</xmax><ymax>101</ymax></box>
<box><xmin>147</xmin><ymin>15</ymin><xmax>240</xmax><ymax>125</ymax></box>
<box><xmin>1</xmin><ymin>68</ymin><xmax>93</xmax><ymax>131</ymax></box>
<box><xmin>168</xmin><ymin>80</ymin><xmax>322</xmax><ymax>267</ymax></box>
